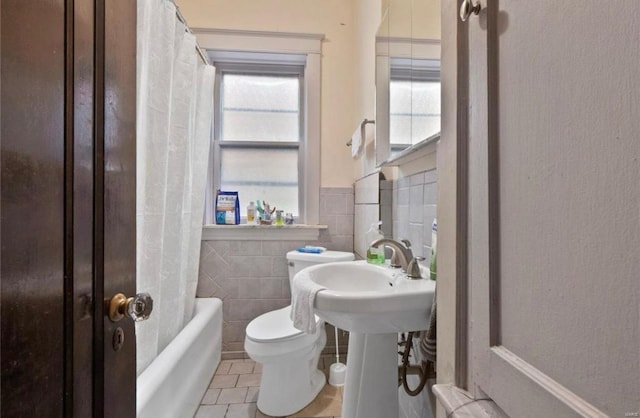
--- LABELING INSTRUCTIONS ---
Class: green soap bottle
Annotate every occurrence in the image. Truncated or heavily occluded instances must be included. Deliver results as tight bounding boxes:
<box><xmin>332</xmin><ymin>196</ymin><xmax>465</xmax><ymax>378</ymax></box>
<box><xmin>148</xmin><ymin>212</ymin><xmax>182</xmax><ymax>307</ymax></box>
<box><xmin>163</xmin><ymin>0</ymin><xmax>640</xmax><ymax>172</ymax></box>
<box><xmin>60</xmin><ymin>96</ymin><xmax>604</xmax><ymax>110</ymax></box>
<box><xmin>366</xmin><ymin>221</ymin><xmax>385</xmax><ymax>264</ymax></box>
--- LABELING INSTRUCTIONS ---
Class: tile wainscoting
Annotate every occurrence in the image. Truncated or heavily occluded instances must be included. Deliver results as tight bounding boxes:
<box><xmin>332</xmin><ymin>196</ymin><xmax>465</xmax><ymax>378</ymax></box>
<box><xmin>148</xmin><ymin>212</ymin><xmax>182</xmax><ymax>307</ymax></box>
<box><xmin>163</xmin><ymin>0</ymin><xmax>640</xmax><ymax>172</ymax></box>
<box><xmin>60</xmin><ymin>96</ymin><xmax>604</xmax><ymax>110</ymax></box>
<box><xmin>393</xmin><ymin>169</ymin><xmax>437</xmax><ymax>260</ymax></box>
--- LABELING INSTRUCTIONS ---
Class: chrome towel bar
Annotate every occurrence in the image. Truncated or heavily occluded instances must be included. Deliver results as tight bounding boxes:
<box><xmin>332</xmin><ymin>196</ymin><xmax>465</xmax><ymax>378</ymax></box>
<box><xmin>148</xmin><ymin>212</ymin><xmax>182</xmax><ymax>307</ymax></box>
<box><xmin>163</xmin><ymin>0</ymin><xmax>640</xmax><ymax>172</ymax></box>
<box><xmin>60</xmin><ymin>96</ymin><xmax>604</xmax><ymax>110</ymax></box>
<box><xmin>346</xmin><ymin>118</ymin><xmax>375</xmax><ymax>146</ymax></box>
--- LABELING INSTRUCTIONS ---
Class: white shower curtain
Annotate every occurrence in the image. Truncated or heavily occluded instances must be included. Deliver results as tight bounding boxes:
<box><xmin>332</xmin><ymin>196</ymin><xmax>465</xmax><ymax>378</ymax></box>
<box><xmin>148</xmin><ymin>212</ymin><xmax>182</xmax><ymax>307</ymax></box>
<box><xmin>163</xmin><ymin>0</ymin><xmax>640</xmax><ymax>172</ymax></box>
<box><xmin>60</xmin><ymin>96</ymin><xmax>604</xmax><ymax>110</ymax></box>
<box><xmin>136</xmin><ymin>0</ymin><xmax>215</xmax><ymax>376</ymax></box>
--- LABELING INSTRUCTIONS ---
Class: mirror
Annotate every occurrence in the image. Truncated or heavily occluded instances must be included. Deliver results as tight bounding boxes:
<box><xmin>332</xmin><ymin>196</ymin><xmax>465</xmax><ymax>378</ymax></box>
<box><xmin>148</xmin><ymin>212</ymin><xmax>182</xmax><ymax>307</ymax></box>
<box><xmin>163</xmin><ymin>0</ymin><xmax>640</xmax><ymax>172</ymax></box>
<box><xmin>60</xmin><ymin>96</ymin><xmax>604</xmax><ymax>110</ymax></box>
<box><xmin>376</xmin><ymin>0</ymin><xmax>441</xmax><ymax>166</ymax></box>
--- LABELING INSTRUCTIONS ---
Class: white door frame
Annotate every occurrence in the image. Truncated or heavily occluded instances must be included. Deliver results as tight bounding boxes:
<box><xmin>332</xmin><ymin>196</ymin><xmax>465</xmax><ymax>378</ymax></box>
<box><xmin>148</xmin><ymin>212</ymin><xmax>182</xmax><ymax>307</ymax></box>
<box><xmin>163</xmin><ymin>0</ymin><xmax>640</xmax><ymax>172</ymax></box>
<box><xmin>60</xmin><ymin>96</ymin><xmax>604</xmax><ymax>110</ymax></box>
<box><xmin>435</xmin><ymin>0</ymin><xmax>470</xmax><ymax>413</ymax></box>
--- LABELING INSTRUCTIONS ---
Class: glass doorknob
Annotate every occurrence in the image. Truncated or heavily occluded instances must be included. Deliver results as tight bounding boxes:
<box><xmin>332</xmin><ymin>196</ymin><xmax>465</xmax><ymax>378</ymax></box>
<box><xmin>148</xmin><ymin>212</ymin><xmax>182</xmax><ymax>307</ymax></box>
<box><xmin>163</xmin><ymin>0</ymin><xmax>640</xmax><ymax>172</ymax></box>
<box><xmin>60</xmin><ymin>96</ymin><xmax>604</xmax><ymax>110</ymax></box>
<box><xmin>108</xmin><ymin>292</ymin><xmax>153</xmax><ymax>322</ymax></box>
<box><xmin>460</xmin><ymin>0</ymin><xmax>481</xmax><ymax>22</ymax></box>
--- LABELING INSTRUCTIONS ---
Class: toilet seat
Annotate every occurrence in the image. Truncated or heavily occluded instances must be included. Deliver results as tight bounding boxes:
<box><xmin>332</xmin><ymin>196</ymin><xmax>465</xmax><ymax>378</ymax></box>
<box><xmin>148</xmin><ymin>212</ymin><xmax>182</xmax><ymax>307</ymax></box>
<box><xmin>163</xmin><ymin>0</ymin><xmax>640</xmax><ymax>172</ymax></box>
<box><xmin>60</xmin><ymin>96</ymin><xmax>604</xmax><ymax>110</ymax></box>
<box><xmin>245</xmin><ymin>306</ymin><xmax>320</xmax><ymax>343</ymax></box>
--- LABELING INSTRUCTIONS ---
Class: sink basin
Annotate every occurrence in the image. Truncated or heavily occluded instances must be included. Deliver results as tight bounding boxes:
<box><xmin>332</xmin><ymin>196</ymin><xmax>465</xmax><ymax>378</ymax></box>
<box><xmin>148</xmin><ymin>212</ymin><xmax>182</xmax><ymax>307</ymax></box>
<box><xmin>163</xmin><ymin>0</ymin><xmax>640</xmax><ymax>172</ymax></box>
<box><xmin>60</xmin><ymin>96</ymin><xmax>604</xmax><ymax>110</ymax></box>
<box><xmin>309</xmin><ymin>262</ymin><xmax>392</xmax><ymax>292</ymax></box>
<box><xmin>298</xmin><ymin>260</ymin><xmax>436</xmax><ymax>333</ymax></box>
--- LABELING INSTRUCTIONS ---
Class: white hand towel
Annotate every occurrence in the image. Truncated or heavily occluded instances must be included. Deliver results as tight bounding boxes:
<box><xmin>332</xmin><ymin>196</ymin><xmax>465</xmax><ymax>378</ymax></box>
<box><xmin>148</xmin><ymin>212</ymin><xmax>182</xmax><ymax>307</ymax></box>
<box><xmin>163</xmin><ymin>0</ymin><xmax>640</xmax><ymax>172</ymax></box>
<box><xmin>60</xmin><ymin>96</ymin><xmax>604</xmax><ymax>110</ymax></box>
<box><xmin>290</xmin><ymin>270</ymin><xmax>326</xmax><ymax>333</ymax></box>
<box><xmin>351</xmin><ymin>125</ymin><xmax>363</xmax><ymax>158</ymax></box>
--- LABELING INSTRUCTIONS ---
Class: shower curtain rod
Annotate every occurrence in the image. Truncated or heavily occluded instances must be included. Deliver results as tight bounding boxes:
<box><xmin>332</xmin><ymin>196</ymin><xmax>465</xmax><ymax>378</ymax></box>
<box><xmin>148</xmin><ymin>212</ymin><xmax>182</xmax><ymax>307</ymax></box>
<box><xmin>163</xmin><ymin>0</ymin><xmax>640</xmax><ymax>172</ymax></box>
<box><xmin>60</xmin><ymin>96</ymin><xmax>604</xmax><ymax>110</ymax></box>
<box><xmin>174</xmin><ymin>3</ymin><xmax>210</xmax><ymax>66</ymax></box>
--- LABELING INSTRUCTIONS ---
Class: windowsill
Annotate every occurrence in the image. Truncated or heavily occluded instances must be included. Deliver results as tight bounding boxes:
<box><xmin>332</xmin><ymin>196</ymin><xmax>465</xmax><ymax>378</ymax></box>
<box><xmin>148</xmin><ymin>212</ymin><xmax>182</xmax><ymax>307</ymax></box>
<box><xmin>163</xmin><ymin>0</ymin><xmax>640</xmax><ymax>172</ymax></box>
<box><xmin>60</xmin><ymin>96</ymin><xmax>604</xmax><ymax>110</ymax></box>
<box><xmin>201</xmin><ymin>224</ymin><xmax>328</xmax><ymax>241</ymax></box>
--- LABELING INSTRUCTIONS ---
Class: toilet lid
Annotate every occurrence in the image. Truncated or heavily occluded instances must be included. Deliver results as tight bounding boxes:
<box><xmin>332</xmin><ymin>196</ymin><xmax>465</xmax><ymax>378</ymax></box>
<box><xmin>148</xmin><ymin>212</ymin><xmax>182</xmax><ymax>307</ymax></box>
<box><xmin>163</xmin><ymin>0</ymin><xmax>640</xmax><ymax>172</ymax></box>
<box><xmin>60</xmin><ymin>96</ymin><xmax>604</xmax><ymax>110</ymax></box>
<box><xmin>245</xmin><ymin>306</ymin><xmax>320</xmax><ymax>343</ymax></box>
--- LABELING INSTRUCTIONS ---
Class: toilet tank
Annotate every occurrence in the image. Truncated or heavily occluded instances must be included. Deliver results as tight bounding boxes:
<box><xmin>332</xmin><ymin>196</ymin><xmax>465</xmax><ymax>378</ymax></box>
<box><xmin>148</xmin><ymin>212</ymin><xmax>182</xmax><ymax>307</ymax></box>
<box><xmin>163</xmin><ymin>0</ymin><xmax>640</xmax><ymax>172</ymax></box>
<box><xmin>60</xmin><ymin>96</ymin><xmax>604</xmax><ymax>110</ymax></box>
<box><xmin>286</xmin><ymin>250</ymin><xmax>354</xmax><ymax>291</ymax></box>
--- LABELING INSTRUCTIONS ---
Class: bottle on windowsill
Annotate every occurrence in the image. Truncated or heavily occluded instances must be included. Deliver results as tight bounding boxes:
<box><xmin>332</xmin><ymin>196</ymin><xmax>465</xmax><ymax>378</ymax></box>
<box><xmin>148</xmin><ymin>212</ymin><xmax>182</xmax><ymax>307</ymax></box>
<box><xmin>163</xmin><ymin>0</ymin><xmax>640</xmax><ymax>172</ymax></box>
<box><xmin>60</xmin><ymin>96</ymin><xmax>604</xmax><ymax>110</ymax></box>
<box><xmin>247</xmin><ymin>201</ymin><xmax>256</xmax><ymax>225</ymax></box>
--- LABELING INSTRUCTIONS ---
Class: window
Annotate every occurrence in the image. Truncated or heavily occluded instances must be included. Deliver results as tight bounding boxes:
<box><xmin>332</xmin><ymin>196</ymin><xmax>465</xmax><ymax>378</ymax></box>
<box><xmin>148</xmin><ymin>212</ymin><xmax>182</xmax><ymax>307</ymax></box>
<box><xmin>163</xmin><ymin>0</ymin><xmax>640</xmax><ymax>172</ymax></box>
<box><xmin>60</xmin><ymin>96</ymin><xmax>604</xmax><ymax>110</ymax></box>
<box><xmin>215</xmin><ymin>65</ymin><xmax>304</xmax><ymax>219</ymax></box>
<box><xmin>201</xmin><ymin>31</ymin><xmax>323</xmax><ymax>229</ymax></box>
<box><xmin>389</xmin><ymin>58</ymin><xmax>441</xmax><ymax>153</ymax></box>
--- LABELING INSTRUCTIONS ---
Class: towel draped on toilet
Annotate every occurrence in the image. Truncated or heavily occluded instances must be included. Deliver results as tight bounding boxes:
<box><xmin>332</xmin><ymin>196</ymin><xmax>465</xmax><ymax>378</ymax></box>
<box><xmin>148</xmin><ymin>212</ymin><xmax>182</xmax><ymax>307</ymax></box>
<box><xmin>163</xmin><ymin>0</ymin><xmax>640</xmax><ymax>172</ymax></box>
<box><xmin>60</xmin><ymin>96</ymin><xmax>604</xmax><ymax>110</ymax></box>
<box><xmin>290</xmin><ymin>270</ymin><xmax>325</xmax><ymax>333</ymax></box>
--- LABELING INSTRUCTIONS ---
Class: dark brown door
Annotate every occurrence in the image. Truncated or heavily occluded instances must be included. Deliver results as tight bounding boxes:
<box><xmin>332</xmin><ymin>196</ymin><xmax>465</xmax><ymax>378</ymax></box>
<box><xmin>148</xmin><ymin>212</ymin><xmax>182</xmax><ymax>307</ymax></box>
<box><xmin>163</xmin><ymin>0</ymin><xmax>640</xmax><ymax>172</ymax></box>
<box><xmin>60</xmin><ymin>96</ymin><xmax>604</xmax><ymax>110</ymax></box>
<box><xmin>1</xmin><ymin>0</ymin><xmax>137</xmax><ymax>416</ymax></box>
<box><xmin>99</xmin><ymin>0</ymin><xmax>137</xmax><ymax>416</ymax></box>
<box><xmin>1</xmin><ymin>0</ymin><xmax>67</xmax><ymax>415</ymax></box>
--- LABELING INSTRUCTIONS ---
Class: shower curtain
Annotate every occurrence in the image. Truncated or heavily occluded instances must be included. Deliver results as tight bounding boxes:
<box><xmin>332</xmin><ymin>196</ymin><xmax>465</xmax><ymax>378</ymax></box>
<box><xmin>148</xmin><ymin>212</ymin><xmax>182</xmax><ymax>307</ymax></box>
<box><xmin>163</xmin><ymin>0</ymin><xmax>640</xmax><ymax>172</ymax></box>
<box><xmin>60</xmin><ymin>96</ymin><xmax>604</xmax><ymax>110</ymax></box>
<box><xmin>136</xmin><ymin>0</ymin><xmax>215</xmax><ymax>375</ymax></box>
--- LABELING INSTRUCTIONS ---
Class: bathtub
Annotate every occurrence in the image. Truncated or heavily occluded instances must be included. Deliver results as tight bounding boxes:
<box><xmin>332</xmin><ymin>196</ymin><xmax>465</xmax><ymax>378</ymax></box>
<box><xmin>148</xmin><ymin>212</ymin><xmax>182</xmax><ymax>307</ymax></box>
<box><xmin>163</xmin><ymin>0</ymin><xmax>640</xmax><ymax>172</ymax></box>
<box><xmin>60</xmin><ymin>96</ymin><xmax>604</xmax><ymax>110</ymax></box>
<box><xmin>137</xmin><ymin>298</ymin><xmax>222</xmax><ymax>418</ymax></box>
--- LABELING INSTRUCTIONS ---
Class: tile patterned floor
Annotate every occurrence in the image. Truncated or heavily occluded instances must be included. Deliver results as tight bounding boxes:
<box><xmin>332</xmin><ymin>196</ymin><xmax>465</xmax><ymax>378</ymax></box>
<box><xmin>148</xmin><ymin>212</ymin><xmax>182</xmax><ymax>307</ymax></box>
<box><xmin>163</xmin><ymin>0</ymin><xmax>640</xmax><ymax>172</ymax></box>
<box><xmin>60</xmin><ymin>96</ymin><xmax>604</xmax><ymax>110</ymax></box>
<box><xmin>195</xmin><ymin>357</ymin><xmax>343</xmax><ymax>418</ymax></box>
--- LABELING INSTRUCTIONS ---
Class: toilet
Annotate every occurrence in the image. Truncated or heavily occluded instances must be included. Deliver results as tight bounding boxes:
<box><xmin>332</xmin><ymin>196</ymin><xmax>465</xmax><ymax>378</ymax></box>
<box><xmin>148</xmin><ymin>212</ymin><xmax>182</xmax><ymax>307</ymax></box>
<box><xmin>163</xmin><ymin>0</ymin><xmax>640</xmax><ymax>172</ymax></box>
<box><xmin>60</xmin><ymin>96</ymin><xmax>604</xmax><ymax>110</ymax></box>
<box><xmin>244</xmin><ymin>250</ymin><xmax>355</xmax><ymax>417</ymax></box>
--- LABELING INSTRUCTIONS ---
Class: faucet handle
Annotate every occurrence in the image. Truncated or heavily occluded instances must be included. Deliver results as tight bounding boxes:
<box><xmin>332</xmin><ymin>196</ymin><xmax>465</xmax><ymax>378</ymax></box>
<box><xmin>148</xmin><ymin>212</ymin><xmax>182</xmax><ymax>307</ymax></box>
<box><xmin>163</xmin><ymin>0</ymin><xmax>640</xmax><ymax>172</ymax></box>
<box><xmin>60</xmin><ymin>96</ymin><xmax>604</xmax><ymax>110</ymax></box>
<box><xmin>388</xmin><ymin>247</ymin><xmax>402</xmax><ymax>268</ymax></box>
<box><xmin>406</xmin><ymin>256</ymin><xmax>425</xmax><ymax>279</ymax></box>
<box><xmin>400</xmin><ymin>239</ymin><xmax>415</xmax><ymax>261</ymax></box>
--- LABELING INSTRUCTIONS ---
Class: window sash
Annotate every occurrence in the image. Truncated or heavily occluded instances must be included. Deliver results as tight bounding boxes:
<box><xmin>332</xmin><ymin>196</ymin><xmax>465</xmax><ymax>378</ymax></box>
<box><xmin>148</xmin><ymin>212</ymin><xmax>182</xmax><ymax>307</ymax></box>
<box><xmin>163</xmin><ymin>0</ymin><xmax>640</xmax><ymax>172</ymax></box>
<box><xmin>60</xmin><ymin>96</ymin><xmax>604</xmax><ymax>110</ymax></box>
<box><xmin>219</xmin><ymin>147</ymin><xmax>300</xmax><ymax>218</ymax></box>
<box><xmin>212</xmin><ymin>63</ymin><xmax>306</xmax><ymax>222</ymax></box>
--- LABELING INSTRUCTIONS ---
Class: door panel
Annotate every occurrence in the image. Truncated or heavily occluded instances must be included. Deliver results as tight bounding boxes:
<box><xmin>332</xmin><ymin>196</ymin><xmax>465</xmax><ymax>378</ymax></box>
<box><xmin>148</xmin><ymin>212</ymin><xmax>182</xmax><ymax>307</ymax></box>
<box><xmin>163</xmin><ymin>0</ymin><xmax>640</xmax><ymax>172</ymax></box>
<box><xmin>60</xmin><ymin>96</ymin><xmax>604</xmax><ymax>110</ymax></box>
<box><xmin>1</xmin><ymin>1</ymin><xmax>66</xmax><ymax>416</ymax></box>
<box><xmin>2</xmin><ymin>0</ymin><xmax>137</xmax><ymax>416</ymax></box>
<box><xmin>100</xmin><ymin>0</ymin><xmax>138</xmax><ymax>417</ymax></box>
<box><xmin>467</xmin><ymin>1</ymin><xmax>639</xmax><ymax>416</ymax></box>
<box><xmin>73</xmin><ymin>0</ymin><xmax>97</xmax><ymax>416</ymax></box>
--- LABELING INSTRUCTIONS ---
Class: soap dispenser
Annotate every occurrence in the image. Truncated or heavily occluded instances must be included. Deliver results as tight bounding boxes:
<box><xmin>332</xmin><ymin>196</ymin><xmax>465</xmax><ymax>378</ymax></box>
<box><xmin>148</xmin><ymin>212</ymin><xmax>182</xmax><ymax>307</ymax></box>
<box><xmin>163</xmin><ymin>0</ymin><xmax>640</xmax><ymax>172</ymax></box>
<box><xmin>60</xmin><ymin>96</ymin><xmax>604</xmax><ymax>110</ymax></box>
<box><xmin>365</xmin><ymin>221</ymin><xmax>385</xmax><ymax>264</ymax></box>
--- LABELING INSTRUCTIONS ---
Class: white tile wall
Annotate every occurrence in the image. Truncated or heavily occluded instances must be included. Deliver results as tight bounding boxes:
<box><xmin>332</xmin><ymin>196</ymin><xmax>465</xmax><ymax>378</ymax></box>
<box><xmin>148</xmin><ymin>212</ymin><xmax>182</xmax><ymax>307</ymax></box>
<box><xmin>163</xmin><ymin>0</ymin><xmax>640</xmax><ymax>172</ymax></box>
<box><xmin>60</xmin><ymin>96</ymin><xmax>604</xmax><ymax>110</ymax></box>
<box><xmin>354</xmin><ymin>172</ymin><xmax>383</xmax><ymax>258</ymax></box>
<box><xmin>393</xmin><ymin>169</ymin><xmax>437</xmax><ymax>260</ymax></box>
<box><xmin>380</xmin><ymin>180</ymin><xmax>393</xmax><ymax>239</ymax></box>
<box><xmin>354</xmin><ymin>171</ymin><xmax>380</xmax><ymax>204</ymax></box>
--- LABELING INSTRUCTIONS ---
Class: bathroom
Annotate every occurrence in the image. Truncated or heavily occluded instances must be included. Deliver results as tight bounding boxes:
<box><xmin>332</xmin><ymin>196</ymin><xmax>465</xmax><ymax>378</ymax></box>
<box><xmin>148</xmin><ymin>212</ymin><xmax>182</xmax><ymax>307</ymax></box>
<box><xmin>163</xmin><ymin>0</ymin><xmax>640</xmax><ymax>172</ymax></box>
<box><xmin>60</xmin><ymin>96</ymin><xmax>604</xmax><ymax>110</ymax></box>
<box><xmin>2</xmin><ymin>1</ymin><xmax>638</xmax><ymax>418</ymax></box>
<box><xmin>180</xmin><ymin>0</ymin><xmax>441</xmax><ymax>416</ymax></box>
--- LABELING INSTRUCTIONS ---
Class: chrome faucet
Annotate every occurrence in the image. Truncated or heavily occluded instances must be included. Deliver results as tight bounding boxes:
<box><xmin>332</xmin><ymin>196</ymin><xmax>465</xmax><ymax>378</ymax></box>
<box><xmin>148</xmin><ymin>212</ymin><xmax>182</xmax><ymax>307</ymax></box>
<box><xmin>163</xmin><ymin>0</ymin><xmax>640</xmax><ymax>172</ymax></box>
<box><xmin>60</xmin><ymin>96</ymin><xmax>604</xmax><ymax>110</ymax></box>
<box><xmin>369</xmin><ymin>238</ymin><xmax>422</xmax><ymax>279</ymax></box>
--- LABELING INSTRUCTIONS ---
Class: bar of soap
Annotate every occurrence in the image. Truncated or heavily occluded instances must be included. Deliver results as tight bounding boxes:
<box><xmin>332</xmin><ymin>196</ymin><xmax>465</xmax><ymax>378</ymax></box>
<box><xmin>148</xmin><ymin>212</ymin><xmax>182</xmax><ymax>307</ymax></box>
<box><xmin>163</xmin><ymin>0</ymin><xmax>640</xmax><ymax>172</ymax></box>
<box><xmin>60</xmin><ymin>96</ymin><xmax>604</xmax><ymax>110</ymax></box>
<box><xmin>296</xmin><ymin>246</ymin><xmax>326</xmax><ymax>254</ymax></box>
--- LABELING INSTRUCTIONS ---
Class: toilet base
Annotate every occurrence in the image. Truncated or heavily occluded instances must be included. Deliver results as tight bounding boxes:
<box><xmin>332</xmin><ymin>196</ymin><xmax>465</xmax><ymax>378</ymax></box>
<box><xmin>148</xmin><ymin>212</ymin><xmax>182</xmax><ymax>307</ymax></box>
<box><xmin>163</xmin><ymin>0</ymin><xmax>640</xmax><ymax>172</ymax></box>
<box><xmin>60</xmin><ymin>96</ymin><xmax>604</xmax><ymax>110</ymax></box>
<box><xmin>247</xmin><ymin>321</ymin><xmax>327</xmax><ymax>417</ymax></box>
<box><xmin>256</xmin><ymin>360</ymin><xmax>326</xmax><ymax>416</ymax></box>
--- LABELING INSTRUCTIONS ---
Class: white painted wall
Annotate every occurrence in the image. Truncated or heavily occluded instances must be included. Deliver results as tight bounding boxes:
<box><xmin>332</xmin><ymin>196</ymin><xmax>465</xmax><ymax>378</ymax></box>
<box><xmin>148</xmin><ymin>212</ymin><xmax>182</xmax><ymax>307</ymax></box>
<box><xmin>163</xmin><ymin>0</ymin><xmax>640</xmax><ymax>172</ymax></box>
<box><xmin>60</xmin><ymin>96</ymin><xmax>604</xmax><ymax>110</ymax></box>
<box><xmin>352</xmin><ymin>0</ymin><xmax>383</xmax><ymax>181</ymax></box>
<box><xmin>176</xmin><ymin>0</ymin><xmax>356</xmax><ymax>188</ymax></box>
<box><xmin>383</xmin><ymin>0</ymin><xmax>441</xmax><ymax>39</ymax></box>
<box><xmin>413</xmin><ymin>0</ymin><xmax>440</xmax><ymax>40</ymax></box>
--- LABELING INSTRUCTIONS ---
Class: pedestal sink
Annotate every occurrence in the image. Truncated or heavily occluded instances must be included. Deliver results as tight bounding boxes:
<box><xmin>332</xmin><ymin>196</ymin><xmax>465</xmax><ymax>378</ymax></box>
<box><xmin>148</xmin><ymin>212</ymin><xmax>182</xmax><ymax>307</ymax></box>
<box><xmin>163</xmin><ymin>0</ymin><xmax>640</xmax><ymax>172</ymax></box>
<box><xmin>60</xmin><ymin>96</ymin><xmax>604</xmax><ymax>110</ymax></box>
<box><xmin>293</xmin><ymin>261</ymin><xmax>436</xmax><ymax>418</ymax></box>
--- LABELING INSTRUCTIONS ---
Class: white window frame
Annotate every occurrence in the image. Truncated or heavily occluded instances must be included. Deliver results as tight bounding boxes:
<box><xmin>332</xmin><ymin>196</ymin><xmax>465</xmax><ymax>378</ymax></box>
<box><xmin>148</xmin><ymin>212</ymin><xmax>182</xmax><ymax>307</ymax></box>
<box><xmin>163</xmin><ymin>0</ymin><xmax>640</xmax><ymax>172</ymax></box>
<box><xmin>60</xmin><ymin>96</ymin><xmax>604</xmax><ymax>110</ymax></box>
<box><xmin>195</xmin><ymin>29</ymin><xmax>324</xmax><ymax>239</ymax></box>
